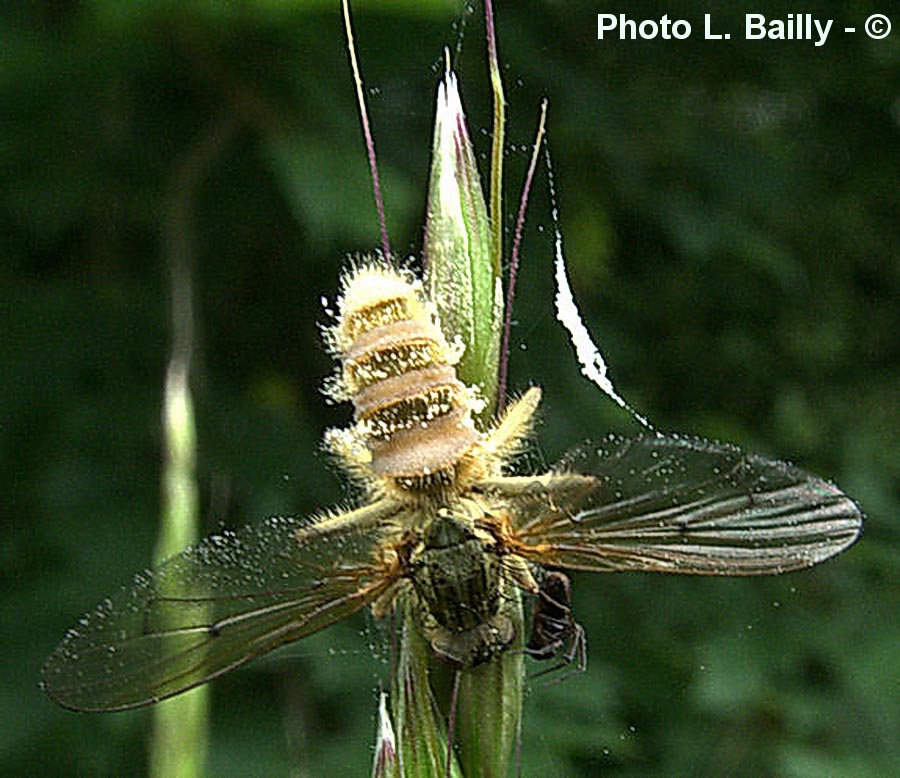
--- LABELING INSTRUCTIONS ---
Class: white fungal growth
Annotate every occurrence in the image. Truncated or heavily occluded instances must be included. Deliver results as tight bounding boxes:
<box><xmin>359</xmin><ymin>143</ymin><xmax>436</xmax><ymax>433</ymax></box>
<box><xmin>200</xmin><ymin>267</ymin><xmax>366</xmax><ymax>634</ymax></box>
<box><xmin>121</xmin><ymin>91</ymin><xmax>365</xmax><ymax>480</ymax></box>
<box><xmin>552</xmin><ymin>220</ymin><xmax>651</xmax><ymax>429</ymax></box>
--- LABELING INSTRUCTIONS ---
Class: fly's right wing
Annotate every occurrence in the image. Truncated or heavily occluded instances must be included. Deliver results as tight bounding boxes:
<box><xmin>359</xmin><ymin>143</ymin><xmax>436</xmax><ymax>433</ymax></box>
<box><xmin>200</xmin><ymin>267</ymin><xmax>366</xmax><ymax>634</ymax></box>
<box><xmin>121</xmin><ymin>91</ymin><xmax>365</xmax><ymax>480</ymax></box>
<box><xmin>505</xmin><ymin>434</ymin><xmax>862</xmax><ymax>575</ymax></box>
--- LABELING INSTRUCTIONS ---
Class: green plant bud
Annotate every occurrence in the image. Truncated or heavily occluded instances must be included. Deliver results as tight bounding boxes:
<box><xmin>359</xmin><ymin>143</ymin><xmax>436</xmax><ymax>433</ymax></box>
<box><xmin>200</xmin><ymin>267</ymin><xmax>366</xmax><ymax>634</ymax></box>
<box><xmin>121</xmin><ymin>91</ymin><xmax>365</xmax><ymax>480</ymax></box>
<box><xmin>423</xmin><ymin>68</ymin><xmax>503</xmax><ymax>421</ymax></box>
<box><xmin>372</xmin><ymin>692</ymin><xmax>399</xmax><ymax>778</ymax></box>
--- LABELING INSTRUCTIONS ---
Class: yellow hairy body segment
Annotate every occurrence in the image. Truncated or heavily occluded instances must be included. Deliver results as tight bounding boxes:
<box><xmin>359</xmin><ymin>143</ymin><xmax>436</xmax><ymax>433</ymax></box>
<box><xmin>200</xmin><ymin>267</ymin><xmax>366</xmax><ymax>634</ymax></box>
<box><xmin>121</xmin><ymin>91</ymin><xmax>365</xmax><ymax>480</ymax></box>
<box><xmin>325</xmin><ymin>263</ymin><xmax>481</xmax><ymax>492</ymax></box>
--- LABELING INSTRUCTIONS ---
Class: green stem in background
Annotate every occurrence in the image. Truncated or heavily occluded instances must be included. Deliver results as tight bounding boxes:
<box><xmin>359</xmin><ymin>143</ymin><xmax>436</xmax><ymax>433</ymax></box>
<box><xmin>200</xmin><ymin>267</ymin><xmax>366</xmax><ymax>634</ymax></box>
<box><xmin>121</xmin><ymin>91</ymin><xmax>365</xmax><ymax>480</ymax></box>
<box><xmin>150</xmin><ymin>363</ymin><xmax>207</xmax><ymax>778</ymax></box>
<box><xmin>149</xmin><ymin>116</ymin><xmax>235</xmax><ymax>778</ymax></box>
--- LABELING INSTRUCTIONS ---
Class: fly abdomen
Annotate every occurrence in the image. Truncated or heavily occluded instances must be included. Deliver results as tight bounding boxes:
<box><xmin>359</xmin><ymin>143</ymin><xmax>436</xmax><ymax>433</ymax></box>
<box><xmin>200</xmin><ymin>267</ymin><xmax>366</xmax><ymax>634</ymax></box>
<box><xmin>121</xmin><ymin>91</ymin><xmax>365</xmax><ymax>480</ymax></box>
<box><xmin>325</xmin><ymin>263</ymin><xmax>479</xmax><ymax>491</ymax></box>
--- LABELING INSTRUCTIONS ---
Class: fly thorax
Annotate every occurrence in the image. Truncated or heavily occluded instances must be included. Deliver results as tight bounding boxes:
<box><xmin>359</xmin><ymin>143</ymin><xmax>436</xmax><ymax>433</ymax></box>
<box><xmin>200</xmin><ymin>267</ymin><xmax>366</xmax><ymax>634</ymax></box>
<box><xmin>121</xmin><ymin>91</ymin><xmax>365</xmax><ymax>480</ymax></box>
<box><xmin>324</xmin><ymin>263</ymin><xmax>480</xmax><ymax>494</ymax></box>
<box><xmin>411</xmin><ymin>512</ymin><xmax>502</xmax><ymax>633</ymax></box>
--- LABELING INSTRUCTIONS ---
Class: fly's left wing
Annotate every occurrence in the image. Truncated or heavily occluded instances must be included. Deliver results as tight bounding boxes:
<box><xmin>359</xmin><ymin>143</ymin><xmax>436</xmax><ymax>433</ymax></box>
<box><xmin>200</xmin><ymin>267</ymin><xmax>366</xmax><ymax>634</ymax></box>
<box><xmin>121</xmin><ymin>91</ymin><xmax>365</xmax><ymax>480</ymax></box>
<box><xmin>507</xmin><ymin>434</ymin><xmax>862</xmax><ymax>575</ymax></box>
<box><xmin>42</xmin><ymin>502</ymin><xmax>404</xmax><ymax>712</ymax></box>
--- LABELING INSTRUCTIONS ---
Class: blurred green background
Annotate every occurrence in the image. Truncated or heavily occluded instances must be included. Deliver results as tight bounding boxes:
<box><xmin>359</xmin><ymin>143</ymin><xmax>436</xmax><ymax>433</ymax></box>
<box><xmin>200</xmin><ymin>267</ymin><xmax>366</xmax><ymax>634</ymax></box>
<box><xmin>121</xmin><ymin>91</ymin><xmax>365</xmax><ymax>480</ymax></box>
<box><xmin>3</xmin><ymin>1</ymin><xmax>897</xmax><ymax>776</ymax></box>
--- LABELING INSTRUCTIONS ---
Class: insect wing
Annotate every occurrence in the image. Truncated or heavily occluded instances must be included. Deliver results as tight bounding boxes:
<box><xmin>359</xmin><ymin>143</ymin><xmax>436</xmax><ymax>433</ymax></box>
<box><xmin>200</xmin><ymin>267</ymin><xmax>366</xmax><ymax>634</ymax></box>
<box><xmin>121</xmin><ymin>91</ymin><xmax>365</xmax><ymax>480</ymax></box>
<box><xmin>42</xmin><ymin>511</ymin><xmax>399</xmax><ymax>712</ymax></box>
<box><xmin>513</xmin><ymin>434</ymin><xmax>862</xmax><ymax>575</ymax></box>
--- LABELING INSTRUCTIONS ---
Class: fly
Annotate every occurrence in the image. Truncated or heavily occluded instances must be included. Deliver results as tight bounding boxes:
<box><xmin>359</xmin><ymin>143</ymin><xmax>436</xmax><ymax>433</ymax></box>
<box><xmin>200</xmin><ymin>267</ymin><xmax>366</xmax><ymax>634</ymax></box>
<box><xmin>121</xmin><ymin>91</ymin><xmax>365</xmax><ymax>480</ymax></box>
<box><xmin>41</xmin><ymin>262</ymin><xmax>863</xmax><ymax>712</ymax></box>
